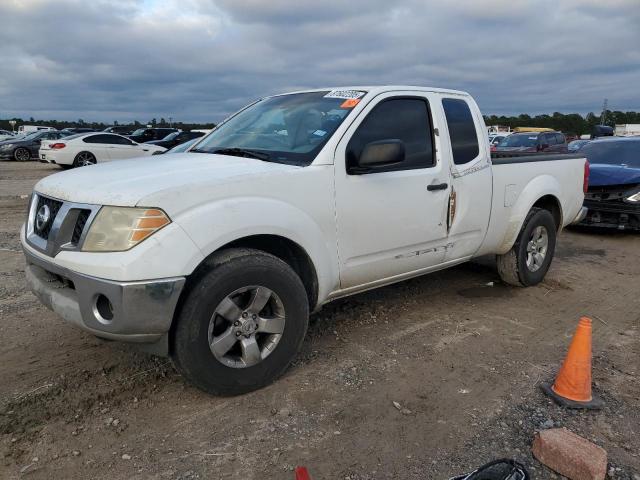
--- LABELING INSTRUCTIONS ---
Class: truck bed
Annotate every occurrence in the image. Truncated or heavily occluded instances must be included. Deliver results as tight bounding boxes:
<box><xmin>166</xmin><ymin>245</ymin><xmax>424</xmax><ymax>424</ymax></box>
<box><xmin>491</xmin><ymin>152</ymin><xmax>584</xmax><ymax>164</ymax></box>
<box><xmin>475</xmin><ymin>152</ymin><xmax>587</xmax><ymax>256</ymax></box>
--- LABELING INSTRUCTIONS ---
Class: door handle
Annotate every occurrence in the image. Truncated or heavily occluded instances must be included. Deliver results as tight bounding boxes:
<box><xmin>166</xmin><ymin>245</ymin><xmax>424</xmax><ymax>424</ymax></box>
<box><xmin>427</xmin><ymin>182</ymin><xmax>448</xmax><ymax>191</ymax></box>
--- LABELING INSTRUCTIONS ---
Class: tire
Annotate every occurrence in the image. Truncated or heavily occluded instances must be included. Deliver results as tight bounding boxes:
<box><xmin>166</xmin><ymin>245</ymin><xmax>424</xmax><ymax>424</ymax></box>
<box><xmin>496</xmin><ymin>208</ymin><xmax>557</xmax><ymax>287</ymax></box>
<box><xmin>172</xmin><ymin>248</ymin><xmax>309</xmax><ymax>395</ymax></box>
<box><xmin>73</xmin><ymin>151</ymin><xmax>96</xmax><ymax>167</ymax></box>
<box><xmin>14</xmin><ymin>147</ymin><xmax>31</xmax><ymax>162</ymax></box>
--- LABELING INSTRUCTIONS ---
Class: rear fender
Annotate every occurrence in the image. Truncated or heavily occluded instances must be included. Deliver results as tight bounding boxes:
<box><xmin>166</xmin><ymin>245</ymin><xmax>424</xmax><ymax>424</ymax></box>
<box><xmin>496</xmin><ymin>174</ymin><xmax>562</xmax><ymax>254</ymax></box>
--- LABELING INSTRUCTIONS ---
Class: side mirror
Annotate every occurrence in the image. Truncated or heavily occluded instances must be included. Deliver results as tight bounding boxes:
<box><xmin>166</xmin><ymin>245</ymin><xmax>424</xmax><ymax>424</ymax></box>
<box><xmin>352</xmin><ymin>139</ymin><xmax>405</xmax><ymax>173</ymax></box>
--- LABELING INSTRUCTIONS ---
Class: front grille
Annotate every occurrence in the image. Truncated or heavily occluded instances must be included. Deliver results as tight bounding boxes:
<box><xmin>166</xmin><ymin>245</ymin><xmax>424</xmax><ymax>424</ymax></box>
<box><xmin>71</xmin><ymin>210</ymin><xmax>91</xmax><ymax>245</ymax></box>
<box><xmin>34</xmin><ymin>196</ymin><xmax>63</xmax><ymax>240</ymax></box>
<box><xmin>586</xmin><ymin>183</ymin><xmax>639</xmax><ymax>202</ymax></box>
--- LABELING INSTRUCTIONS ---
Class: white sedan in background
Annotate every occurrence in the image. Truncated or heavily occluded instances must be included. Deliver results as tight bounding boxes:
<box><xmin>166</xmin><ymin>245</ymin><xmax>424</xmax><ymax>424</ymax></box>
<box><xmin>39</xmin><ymin>133</ymin><xmax>166</xmax><ymax>168</ymax></box>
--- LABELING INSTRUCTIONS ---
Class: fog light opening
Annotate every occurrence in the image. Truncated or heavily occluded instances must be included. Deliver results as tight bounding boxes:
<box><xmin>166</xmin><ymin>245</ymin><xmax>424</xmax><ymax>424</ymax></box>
<box><xmin>95</xmin><ymin>294</ymin><xmax>114</xmax><ymax>323</ymax></box>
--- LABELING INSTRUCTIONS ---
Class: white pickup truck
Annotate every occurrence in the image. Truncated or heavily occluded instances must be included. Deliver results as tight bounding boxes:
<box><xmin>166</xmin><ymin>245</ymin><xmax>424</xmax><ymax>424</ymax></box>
<box><xmin>22</xmin><ymin>86</ymin><xmax>589</xmax><ymax>395</ymax></box>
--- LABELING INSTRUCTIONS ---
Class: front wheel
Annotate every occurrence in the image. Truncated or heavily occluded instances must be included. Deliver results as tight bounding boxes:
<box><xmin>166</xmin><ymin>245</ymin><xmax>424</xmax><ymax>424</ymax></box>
<box><xmin>171</xmin><ymin>248</ymin><xmax>309</xmax><ymax>395</ymax></box>
<box><xmin>496</xmin><ymin>208</ymin><xmax>557</xmax><ymax>287</ymax></box>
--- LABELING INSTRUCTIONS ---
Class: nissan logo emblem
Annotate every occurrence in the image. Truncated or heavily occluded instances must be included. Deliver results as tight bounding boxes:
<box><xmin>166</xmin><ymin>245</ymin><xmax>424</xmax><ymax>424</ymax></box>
<box><xmin>36</xmin><ymin>204</ymin><xmax>51</xmax><ymax>231</ymax></box>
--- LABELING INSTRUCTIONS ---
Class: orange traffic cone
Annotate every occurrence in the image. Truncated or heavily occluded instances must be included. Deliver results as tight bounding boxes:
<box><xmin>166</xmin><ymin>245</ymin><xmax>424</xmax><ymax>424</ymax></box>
<box><xmin>541</xmin><ymin>317</ymin><xmax>603</xmax><ymax>409</ymax></box>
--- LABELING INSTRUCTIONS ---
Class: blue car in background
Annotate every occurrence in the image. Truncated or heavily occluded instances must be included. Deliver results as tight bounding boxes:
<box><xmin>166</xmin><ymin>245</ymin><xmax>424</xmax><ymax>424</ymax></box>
<box><xmin>580</xmin><ymin>137</ymin><xmax>640</xmax><ymax>230</ymax></box>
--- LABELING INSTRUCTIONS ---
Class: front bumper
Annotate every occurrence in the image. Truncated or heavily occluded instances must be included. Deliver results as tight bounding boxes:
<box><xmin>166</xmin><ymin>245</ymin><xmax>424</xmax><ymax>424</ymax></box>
<box><xmin>579</xmin><ymin>201</ymin><xmax>640</xmax><ymax>230</ymax></box>
<box><xmin>24</xmin><ymin>247</ymin><xmax>185</xmax><ymax>354</ymax></box>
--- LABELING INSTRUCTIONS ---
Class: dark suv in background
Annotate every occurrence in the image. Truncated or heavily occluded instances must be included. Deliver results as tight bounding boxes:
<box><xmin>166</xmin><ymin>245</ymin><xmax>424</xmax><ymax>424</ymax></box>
<box><xmin>128</xmin><ymin>128</ymin><xmax>178</xmax><ymax>143</ymax></box>
<box><xmin>495</xmin><ymin>131</ymin><xmax>568</xmax><ymax>154</ymax></box>
<box><xmin>104</xmin><ymin>125</ymin><xmax>136</xmax><ymax>135</ymax></box>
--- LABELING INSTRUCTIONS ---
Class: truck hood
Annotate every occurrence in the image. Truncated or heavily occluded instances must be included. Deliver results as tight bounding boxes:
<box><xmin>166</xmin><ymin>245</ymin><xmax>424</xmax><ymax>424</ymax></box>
<box><xmin>33</xmin><ymin>153</ymin><xmax>300</xmax><ymax>206</ymax></box>
<box><xmin>588</xmin><ymin>163</ymin><xmax>640</xmax><ymax>187</ymax></box>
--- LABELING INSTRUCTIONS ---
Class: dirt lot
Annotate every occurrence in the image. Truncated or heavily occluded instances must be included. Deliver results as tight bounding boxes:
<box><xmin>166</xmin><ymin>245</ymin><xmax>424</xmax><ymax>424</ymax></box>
<box><xmin>1</xmin><ymin>162</ymin><xmax>639</xmax><ymax>480</ymax></box>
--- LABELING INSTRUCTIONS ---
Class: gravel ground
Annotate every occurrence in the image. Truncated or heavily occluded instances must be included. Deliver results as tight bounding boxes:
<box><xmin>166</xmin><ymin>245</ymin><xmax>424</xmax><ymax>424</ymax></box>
<box><xmin>1</xmin><ymin>162</ymin><xmax>639</xmax><ymax>479</ymax></box>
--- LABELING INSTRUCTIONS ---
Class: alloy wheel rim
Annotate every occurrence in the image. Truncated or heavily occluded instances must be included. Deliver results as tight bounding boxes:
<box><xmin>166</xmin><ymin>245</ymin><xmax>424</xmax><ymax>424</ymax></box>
<box><xmin>208</xmin><ymin>285</ymin><xmax>285</xmax><ymax>368</ymax></box>
<box><xmin>15</xmin><ymin>149</ymin><xmax>29</xmax><ymax>161</ymax></box>
<box><xmin>78</xmin><ymin>153</ymin><xmax>95</xmax><ymax>166</ymax></box>
<box><xmin>526</xmin><ymin>225</ymin><xmax>548</xmax><ymax>272</ymax></box>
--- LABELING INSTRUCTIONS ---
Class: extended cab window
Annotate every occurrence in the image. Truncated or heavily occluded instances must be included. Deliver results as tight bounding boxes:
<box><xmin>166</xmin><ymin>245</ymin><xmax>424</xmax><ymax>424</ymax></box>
<box><xmin>442</xmin><ymin>98</ymin><xmax>479</xmax><ymax>165</ymax></box>
<box><xmin>346</xmin><ymin>98</ymin><xmax>434</xmax><ymax>173</ymax></box>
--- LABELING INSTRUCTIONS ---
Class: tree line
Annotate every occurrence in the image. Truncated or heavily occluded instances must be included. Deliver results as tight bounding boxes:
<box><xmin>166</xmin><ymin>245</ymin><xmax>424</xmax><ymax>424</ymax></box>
<box><xmin>0</xmin><ymin>117</ymin><xmax>216</xmax><ymax>132</ymax></box>
<box><xmin>483</xmin><ymin>110</ymin><xmax>640</xmax><ymax>135</ymax></box>
<box><xmin>1</xmin><ymin>110</ymin><xmax>640</xmax><ymax>136</ymax></box>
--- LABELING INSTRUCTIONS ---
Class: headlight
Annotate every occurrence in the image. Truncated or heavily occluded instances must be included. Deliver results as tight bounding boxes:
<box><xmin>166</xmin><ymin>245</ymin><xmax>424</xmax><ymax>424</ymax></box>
<box><xmin>1</xmin><ymin>143</ymin><xmax>14</xmax><ymax>149</ymax></box>
<box><xmin>625</xmin><ymin>191</ymin><xmax>640</xmax><ymax>203</ymax></box>
<box><xmin>82</xmin><ymin>207</ymin><xmax>170</xmax><ymax>252</ymax></box>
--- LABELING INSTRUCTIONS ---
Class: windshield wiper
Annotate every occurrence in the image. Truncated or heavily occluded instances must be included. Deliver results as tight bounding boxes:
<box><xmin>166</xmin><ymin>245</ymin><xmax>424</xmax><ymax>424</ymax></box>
<box><xmin>212</xmin><ymin>147</ymin><xmax>271</xmax><ymax>161</ymax></box>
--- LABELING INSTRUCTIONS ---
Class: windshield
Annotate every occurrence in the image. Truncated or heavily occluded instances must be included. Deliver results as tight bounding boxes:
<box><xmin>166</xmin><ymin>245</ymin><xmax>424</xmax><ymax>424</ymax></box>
<box><xmin>21</xmin><ymin>131</ymin><xmax>43</xmax><ymax>140</ymax></box>
<box><xmin>191</xmin><ymin>90</ymin><xmax>363</xmax><ymax>165</ymax></box>
<box><xmin>499</xmin><ymin>134</ymin><xmax>538</xmax><ymax>147</ymax></box>
<box><xmin>162</xmin><ymin>131</ymin><xmax>180</xmax><ymax>141</ymax></box>
<box><xmin>131</xmin><ymin>128</ymin><xmax>147</xmax><ymax>136</ymax></box>
<box><xmin>568</xmin><ymin>140</ymin><xmax>589</xmax><ymax>151</ymax></box>
<box><xmin>167</xmin><ymin>138</ymin><xmax>198</xmax><ymax>153</ymax></box>
<box><xmin>581</xmin><ymin>140</ymin><xmax>640</xmax><ymax>168</ymax></box>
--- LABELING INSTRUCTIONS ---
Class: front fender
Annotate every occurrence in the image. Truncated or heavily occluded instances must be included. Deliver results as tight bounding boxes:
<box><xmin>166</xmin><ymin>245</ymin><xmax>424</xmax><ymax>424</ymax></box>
<box><xmin>174</xmin><ymin>196</ymin><xmax>338</xmax><ymax>303</ymax></box>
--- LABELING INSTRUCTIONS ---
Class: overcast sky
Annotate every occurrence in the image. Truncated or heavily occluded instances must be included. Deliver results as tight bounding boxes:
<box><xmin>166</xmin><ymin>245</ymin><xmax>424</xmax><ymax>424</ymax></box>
<box><xmin>1</xmin><ymin>0</ymin><xmax>639</xmax><ymax>124</ymax></box>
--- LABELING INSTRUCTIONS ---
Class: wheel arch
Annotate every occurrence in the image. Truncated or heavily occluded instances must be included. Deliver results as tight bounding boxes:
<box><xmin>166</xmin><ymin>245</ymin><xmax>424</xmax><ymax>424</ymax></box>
<box><xmin>531</xmin><ymin>194</ymin><xmax>563</xmax><ymax>232</ymax></box>
<box><xmin>495</xmin><ymin>175</ymin><xmax>564</xmax><ymax>254</ymax></box>
<box><xmin>181</xmin><ymin>234</ymin><xmax>319</xmax><ymax>312</ymax></box>
<box><xmin>168</xmin><ymin>234</ymin><xmax>320</xmax><ymax>357</ymax></box>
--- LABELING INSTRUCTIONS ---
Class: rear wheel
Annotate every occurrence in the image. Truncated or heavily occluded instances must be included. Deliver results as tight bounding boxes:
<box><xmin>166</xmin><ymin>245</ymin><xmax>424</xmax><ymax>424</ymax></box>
<box><xmin>172</xmin><ymin>248</ymin><xmax>309</xmax><ymax>395</ymax></box>
<box><xmin>14</xmin><ymin>148</ymin><xmax>30</xmax><ymax>162</ymax></box>
<box><xmin>497</xmin><ymin>208</ymin><xmax>557</xmax><ymax>287</ymax></box>
<box><xmin>73</xmin><ymin>151</ymin><xmax>96</xmax><ymax>167</ymax></box>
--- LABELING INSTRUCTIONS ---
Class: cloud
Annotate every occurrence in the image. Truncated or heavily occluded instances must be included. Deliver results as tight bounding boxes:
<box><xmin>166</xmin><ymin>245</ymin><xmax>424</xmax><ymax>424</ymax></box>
<box><xmin>0</xmin><ymin>0</ymin><xmax>638</xmax><ymax>123</ymax></box>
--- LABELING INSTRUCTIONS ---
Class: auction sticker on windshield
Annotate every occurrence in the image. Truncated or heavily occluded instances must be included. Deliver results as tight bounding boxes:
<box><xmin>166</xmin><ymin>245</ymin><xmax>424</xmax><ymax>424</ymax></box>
<box><xmin>324</xmin><ymin>90</ymin><xmax>366</xmax><ymax>100</ymax></box>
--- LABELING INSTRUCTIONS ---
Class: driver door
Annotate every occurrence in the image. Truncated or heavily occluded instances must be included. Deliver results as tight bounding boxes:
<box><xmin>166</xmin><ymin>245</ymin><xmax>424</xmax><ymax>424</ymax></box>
<box><xmin>334</xmin><ymin>92</ymin><xmax>451</xmax><ymax>289</ymax></box>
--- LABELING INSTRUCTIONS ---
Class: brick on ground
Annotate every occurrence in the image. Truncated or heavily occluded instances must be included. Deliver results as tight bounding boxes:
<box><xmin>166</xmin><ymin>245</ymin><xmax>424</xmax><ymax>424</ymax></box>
<box><xmin>532</xmin><ymin>427</ymin><xmax>607</xmax><ymax>480</ymax></box>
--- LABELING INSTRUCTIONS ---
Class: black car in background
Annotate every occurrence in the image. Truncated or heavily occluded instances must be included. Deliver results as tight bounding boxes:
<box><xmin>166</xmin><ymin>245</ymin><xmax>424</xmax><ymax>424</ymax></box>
<box><xmin>580</xmin><ymin>137</ymin><xmax>640</xmax><ymax>230</ymax></box>
<box><xmin>0</xmin><ymin>130</ymin><xmax>69</xmax><ymax>161</ymax></box>
<box><xmin>103</xmin><ymin>125</ymin><xmax>136</xmax><ymax>135</ymax></box>
<box><xmin>128</xmin><ymin>127</ymin><xmax>177</xmax><ymax>143</ymax></box>
<box><xmin>145</xmin><ymin>130</ymin><xmax>204</xmax><ymax>149</ymax></box>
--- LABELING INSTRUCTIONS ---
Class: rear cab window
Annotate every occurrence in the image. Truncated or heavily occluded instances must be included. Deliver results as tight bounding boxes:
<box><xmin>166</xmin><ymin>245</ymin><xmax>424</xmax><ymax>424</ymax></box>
<box><xmin>441</xmin><ymin>98</ymin><xmax>480</xmax><ymax>165</ymax></box>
